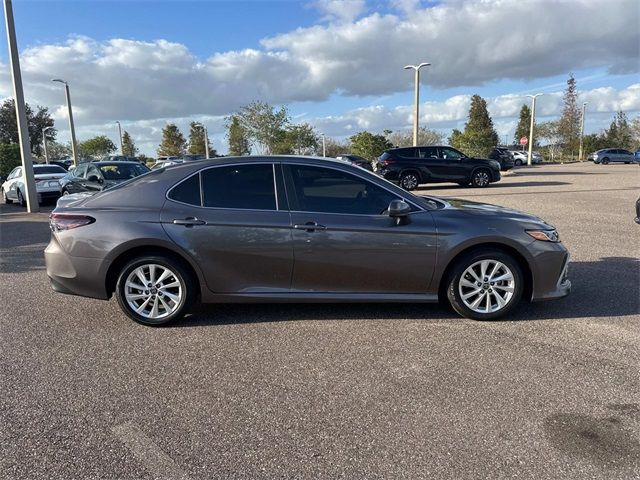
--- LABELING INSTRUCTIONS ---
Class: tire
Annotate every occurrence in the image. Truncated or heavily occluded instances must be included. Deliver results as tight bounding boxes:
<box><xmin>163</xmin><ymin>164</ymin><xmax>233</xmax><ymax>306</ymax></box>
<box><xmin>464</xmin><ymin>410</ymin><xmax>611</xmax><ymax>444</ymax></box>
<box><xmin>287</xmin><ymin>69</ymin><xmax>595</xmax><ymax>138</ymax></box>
<box><xmin>602</xmin><ymin>157</ymin><xmax>609</xmax><ymax>165</ymax></box>
<box><xmin>17</xmin><ymin>189</ymin><xmax>26</xmax><ymax>207</ymax></box>
<box><xmin>115</xmin><ymin>255</ymin><xmax>196</xmax><ymax>326</ymax></box>
<box><xmin>399</xmin><ymin>171</ymin><xmax>420</xmax><ymax>191</ymax></box>
<box><xmin>514</xmin><ymin>159</ymin><xmax>523</xmax><ymax>166</ymax></box>
<box><xmin>446</xmin><ymin>249</ymin><xmax>524</xmax><ymax>321</ymax></box>
<box><xmin>2</xmin><ymin>188</ymin><xmax>13</xmax><ymax>204</ymax></box>
<box><xmin>471</xmin><ymin>169</ymin><xmax>491</xmax><ymax>188</ymax></box>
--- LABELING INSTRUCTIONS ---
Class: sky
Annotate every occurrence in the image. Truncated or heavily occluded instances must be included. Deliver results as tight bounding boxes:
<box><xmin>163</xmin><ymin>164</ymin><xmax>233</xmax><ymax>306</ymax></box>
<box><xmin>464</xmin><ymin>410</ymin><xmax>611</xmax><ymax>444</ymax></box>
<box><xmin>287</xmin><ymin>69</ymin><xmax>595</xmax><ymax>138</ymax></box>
<box><xmin>1</xmin><ymin>0</ymin><xmax>639</xmax><ymax>156</ymax></box>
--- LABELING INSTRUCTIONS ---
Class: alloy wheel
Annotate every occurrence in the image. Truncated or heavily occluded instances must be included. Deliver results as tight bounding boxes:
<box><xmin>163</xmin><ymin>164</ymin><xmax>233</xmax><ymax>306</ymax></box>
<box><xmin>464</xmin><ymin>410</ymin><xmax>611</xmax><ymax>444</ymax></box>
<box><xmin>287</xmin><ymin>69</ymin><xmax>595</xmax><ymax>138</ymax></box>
<box><xmin>473</xmin><ymin>171</ymin><xmax>490</xmax><ymax>187</ymax></box>
<box><xmin>458</xmin><ymin>259</ymin><xmax>515</xmax><ymax>314</ymax></box>
<box><xmin>401</xmin><ymin>174</ymin><xmax>418</xmax><ymax>190</ymax></box>
<box><xmin>124</xmin><ymin>264</ymin><xmax>183</xmax><ymax>320</ymax></box>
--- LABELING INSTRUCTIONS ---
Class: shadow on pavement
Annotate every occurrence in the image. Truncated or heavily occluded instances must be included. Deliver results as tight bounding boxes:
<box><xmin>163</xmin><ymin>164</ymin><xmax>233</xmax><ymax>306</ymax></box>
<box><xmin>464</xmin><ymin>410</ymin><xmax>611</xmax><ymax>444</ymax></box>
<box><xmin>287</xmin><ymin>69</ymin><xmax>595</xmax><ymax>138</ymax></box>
<box><xmin>416</xmin><ymin>180</ymin><xmax>571</xmax><ymax>192</ymax></box>
<box><xmin>0</xmin><ymin>220</ymin><xmax>51</xmax><ymax>273</ymax></box>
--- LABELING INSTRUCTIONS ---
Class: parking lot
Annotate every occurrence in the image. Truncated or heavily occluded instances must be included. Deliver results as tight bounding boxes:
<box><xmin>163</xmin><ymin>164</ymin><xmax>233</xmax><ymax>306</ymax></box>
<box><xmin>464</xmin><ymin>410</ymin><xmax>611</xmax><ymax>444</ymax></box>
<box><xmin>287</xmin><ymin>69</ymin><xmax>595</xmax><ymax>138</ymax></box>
<box><xmin>1</xmin><ymin>162</ymin><xmax>639</xmax><ymax>479</ymax></box>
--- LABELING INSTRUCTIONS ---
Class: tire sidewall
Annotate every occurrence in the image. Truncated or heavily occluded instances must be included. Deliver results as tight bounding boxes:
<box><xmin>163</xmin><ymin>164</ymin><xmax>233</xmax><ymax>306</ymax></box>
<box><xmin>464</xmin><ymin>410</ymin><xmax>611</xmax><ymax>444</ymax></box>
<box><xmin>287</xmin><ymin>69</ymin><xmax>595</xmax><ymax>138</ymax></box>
<box><xmin>446</xmin><ymin>250</ymin><xmax>524</xmax><ymax>321</ymax></box>
<box><xmin>400</xmin><ymin>172</ymin><xmax>419</xmax><ymax>191</ymax></box>
<box><xmin>115</xmin><ymin>255</ymin><xmax>194</xmax><ymax>326</ymax></box>
<box><xmin>17</xmin><ymin>189</ymin><xmax>26</xmax><ymax>206</ymax></box>
<box><xmin>471</xmin><ymin>169</ymin><xmax>490</xmax><ymax>188</ymax></box>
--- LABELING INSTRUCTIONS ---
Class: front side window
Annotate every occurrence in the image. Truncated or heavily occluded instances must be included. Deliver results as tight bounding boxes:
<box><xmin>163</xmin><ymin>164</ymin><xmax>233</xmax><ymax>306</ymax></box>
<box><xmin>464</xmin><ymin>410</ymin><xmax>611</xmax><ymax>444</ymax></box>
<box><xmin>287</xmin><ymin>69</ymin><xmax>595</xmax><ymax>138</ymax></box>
<box><xmin>86</xmin><ymin>165</ymin><xmax>102</xmax><ymax>180</ymax></box>
<box><xmin>74</xmin><ymin>164</ymin><xmax>88</xmax><ymax>178</ymax></box>
<box><xmin>417</xmin><ymin>147</ymin><xmax>438</xmax><ymax>159</ymax></box>
<box><xmin>201</xmin><ymin>164</ymin><xmax>276</xmax><ymax>210</ymax></box>
<box><xmin>286</xmin><ymin>165</ymin><xmax>399</xmax><ymax>215</ymax></box>
<box><xmin>439</xmin><ymin>147</ymin><xmax>465</xmax><ymax>160</ymax></box>
<box><xmin>98</xmin><ymin>163</ymin><xmax>149</xmax><ymax>180</ymax></box>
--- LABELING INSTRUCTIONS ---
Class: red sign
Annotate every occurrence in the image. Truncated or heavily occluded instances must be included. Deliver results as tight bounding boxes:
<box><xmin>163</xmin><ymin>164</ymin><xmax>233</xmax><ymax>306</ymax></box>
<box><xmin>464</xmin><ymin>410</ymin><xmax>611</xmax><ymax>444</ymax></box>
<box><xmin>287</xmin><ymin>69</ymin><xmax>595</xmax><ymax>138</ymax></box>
<box><xmin>519</xmin><ymin>136</ymin><xmax>528</xmax><ymax>146</ymax></box>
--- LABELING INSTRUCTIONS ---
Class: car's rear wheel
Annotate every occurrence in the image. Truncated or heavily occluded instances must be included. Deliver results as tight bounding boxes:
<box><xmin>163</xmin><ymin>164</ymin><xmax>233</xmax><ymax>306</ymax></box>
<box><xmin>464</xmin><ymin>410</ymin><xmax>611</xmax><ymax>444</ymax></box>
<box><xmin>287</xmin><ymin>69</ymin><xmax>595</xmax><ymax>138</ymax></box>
<box><xmin>400</xmin><ymin>172</ymin><xmax>419</xmax><ymax>191</ymax></box>
<box><xmin>446</xmin><ymin>250</ymin><xmax>523</xmax><ymax>320</ymax></box>
<box><xmin>115</xmin><ymin>255</ymin><xmax>196</xmax><ymax>326</ymax></box>
<box><xmin>17</xmin><ymin>189</ymin><xmax>26</xmax><ymax>207</ymax></box>
<box><xmin>2</xmin><ymin>188</ymin><xmax>12</xmax><ymax>204</ymax></box>
<box><xmin>471</xmin><ymin>169</ymin><xmax>491</xmax><ymax>188</ymax></box>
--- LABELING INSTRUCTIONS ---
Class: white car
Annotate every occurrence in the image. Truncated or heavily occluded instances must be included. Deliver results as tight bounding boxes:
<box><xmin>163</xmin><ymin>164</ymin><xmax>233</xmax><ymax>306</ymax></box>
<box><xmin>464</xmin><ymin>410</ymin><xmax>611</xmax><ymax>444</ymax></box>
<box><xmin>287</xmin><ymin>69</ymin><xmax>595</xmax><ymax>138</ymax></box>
<box><xmin>510</xmin><ymin>150</ymin><xmax>542</xmax><ymax>166</ymax></box>
<box><xmin>1</xmin><ymin>164</ymin><xmax>67</xmax><ymax>206</ymax></box>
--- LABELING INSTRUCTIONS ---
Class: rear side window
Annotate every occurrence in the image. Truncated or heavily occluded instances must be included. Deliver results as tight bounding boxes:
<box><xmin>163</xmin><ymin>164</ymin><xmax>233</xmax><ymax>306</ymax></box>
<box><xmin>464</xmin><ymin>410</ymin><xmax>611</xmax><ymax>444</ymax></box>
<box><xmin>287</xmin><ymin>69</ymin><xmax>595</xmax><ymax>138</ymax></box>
<box><xmin>396</xmin><ymin>148</ymin><xmax>417</xmax><ymax>159</ymax></box>
<box><xmin>201</xmin><ymin>164</ymin><xmax>276</xmax><ymax>210</ymax></box>
<box><xmin>168</xmin><ymin>173</ymin><xmax>201</xmax><ymax>206</ymax></box>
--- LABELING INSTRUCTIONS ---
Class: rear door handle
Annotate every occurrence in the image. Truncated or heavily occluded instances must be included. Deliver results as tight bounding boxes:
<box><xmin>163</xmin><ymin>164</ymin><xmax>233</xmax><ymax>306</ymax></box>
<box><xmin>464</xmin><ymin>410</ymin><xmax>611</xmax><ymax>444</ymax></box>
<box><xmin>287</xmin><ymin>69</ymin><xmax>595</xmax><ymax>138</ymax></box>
<box><xmin>293</xmin><ymin>222</ymin><xmax>327</xmax><ymax>232</ymax></box>
<box><xmin>173</xmin><ymin>217</ymin><xmax>206</xmax><ymax>226</ymax></box>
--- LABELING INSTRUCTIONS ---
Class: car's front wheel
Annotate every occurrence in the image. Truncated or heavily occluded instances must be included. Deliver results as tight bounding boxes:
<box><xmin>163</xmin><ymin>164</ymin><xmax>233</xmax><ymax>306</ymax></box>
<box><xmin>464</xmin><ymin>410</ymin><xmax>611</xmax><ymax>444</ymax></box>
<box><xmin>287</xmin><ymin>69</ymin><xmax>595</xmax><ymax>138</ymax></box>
<box><xmin>602</xmin><ymin>157</ymin><xmax>610</xmax><ymax>164</ymax></box>
<box><xmin>514</xmin><ymin>159</ymin><xmax>523</xmax><ymax>166</ymax></box>
<box><xmin>471</xmin><ymin>169</ymin><xmax>491</xmax><ymax>188</ymax></box>
<box><xmin>446</xmin><ymin>250</ymin><xmax>523</xmax><ymax>320</ymax></box>
<box><xmin>115</xmin><ymin>255</ymin><xmax>196</xmax><ymax>326</ymax></box>
<box><xmin>400</xmin><ymin>172</ymin><xmax>419</xmax><ymax>191</ymax></box>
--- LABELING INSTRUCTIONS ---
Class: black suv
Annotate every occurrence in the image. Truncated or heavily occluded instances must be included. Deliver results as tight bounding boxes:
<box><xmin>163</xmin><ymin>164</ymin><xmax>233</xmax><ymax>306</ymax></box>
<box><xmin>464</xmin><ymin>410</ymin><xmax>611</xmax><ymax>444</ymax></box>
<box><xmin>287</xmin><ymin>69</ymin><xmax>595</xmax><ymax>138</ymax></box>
<box><xmin>488</xmin><ymin>147</ymin><xmax>515</xmax><ymax>171</ymax></box>
<box><xmin>375</xmin><ymin>145</ymin><xmax>502</xmax><ymax>190</ymax></box>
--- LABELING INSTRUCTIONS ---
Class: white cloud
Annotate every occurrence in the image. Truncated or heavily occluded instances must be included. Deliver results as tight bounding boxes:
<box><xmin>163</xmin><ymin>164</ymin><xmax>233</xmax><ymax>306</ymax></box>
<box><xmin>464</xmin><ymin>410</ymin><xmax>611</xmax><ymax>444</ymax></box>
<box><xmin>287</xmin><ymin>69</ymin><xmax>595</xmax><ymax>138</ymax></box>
<box><xmin>310</xmin><ymin>0</ymin><xmax>367</xmax><ymax>22</ymax></box>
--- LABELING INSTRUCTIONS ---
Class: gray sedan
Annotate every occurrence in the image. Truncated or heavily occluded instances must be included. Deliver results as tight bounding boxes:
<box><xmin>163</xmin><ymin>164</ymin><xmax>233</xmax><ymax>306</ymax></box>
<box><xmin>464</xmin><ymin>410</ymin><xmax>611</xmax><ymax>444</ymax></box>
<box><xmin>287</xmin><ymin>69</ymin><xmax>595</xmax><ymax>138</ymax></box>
<box><xmin>45</xmin><ymin>156</ymin><xmax>571</xmax><ymax>326</ymax></box>
<box><xmin>590</xmin><ymin>148</ymin><xmax>636</xmax><ymax>164</ymax></box>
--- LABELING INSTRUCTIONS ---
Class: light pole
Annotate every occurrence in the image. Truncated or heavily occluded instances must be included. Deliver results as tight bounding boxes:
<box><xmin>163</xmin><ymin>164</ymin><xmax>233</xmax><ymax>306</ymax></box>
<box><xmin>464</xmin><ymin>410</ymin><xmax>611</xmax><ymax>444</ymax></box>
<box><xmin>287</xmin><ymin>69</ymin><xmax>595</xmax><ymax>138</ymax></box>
<box><xmin>404</xmin><ymin>62</ymin><xmax>430</xmax><ymax>146</ymax></box>
<box><xmin>42</xmin><ymin>126</ymin><xmax>54</xmax><ymax>163</ymax></box>
<box><xmin>526</xmin><ymin>93</ymin><xmax>543</xmax><ymax>166</ymax></box>
<box><xmin>321</xmin><ymin>134</ymin><xmax>326</xmax><ymax>157</ymax></box>
<box><xmin>193</xmin><ymin>123</ymin><xmax>209</xmax><ymax>159</ymax></box>
<box><xmin>52</xmin><ymin>78</ymin><xmax>78</xmax><ymax>166</ymax></box>
<box><xmin>4</xmin><ymin>0</ymin><xmax>38</xmax><ymax>212</ymax></box>
<box><xmin>578</xmin><ymin>102</ymin><xmax>587</xmax><ymax>162</ymax></box>
<box><xmin>115</xmin><ymin>121</ymin><xmax>123</xmax><ymax>155</ymax></box>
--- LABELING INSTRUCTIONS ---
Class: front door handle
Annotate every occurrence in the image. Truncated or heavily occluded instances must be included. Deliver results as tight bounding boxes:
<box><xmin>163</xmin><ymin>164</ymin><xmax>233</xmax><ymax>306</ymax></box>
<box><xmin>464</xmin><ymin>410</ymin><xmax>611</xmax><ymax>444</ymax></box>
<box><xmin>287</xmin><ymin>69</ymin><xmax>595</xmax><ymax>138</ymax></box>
<box><xmin>173</xmin><ymin>217</ymin><xmax>206</xmax><ymax>227</ymax></box>
<box><xmin>294</xmin><ymin>222</ymin><xmax>327</xmax><ymax>232</ymax></box>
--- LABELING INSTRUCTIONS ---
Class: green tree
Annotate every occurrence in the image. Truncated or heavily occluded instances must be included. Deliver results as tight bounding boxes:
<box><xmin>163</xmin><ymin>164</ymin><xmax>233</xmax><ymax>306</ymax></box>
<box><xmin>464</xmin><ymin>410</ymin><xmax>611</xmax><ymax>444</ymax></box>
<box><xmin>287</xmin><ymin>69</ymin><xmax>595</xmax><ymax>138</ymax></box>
<box><xmin>280</xmin><ymin>123</ymin><xmax>319</xmax><ymax>155</ymax></box>
<box><xmin>582</xmin><ymin>133</ymin><xmax>608</xmax><ymax>156</ymax></box>
<box><xmin>0</xmin><ymin>143</ymin><xmax>21</xmax><ymax>179</ymax></box>
<box><xmin>448</xmin><ymin>95</ymin><xmax>498</xmax><ymax>157</ymax></box>
<box><xmin>604</xmin><ymin>111</ymin><xmax>632</xmax><ymax>149</ymax></box>
<box><xmin>0</xmin><ymin>99</ymin><xmax>56</xmax><ymax>157</ymax></box>
<box><xmin>322</xmin><ymin>136</ymin><xmax>350</xmax><ymax>158</ymax></box>
<box><xmin>234</xmin><ymin>101</ymin><xmax>290</xmax><ymax>154</ymax></box>
<box><xmin>157</xmin><ymin>123</ymin><xmax>186</xmax><ymax>157</ymax></box>
<box><xmin>226</xmin><ymin>115</ymin><xmax>251</xmax><ymax>156</ymax></box>
<box><xmin>387</xmin><ymin>127</ymin><xmax>444</xmax><ymax>147</ymax></box>
<box><xmin>630</xmin><ymin>116</ymin><xmax>640</xmax><ymax>150</ymax></box>
<box><xmin>348</xmin><ymin>131</ymin><xmax>392</xmax><ymax>161</ymax></box>
<box><xmin>187</xmin><ymin>122</ymin><xmax>214</xmax><ymax>156</ymax></box>
<box><xmin>45</xmin><ymin>141</ymin><xmax>72</xmax><ymax>161</ymax></box>
<box><xmin>557</xmin><ymin>74</ymin><xmax>580</xmax><ymax>156</ymax></box>
<box><xmin>514</xmin><ymin>104</ymin><xmax>533</xmax><ymax>145</ymax></box>
<box><xmin>78</xmin><ymin>135</ymin><xmax>116</xmax><ymax>159</ymax></box>
<box><xmin>121</xmin><ymin>131</ymin><xmax>138</xmax><ymax>157</ymax></box>
<box><xmin>537</xmin><ymin>121</ymin><xmax>562</xmax><ymax>161</ymax></box>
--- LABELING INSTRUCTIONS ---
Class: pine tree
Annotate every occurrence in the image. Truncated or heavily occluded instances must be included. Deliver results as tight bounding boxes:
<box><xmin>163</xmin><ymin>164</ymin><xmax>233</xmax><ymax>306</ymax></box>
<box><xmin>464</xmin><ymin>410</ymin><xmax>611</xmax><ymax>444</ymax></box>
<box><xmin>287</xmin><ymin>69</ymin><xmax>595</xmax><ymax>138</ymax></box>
<box><xmin>557</xmin><ymin>74</ymin><xmax>581</xmax><ymax>156</ymax></box>
<box><xmin>514</xmin><ymin>104</ymin><xmax>532</xmax><ymax>145</ymax></box>
<box><xmin>121</xmin><ymin>131</ymin><xmax>138</xmax><ymax>157</ymax></box>
<box><xmin>448</xmin><ymin>95</ymin><xmax>498</xmax><ymax>157</ymax></box>
<box><xmin>226</xmin><ymin>116</ymin><xmax>250</xmax><ymax>156</ymax></box>
<box><xmin>604</xmin><ymin>111</ymin><xmax>632</xmax><ymax>148</ymax></box>
<box><xmin>157</xmin><ymin>123</ymin><xmax>186</xmax><ymax>157</ymax></box>
<box><xmin>187</xmin><ymin>122</ymin><xmax>214</xmax><ymax>156</ymax></box>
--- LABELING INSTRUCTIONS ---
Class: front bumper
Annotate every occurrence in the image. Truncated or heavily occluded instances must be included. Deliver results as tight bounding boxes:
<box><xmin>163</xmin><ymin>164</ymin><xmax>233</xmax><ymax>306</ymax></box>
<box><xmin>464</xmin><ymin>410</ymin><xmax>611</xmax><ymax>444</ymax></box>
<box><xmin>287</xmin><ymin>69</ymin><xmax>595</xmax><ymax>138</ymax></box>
<box><xmin>531</xmin><ymin>250</ymin><xmax>571</xmax><ymax>301</ymax></box>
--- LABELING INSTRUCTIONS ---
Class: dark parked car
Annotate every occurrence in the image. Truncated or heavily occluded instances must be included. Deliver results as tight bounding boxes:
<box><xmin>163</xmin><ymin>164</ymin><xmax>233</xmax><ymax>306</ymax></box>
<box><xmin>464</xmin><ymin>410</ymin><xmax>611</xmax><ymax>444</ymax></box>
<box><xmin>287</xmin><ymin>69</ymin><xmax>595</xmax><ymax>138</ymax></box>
<box><xmin>488</xmin><ymin>147</ymin><xmax>515</xmax><ymax>171</ymax></box>
<box><xmin>45</xmin><ymin>156</ymin><xmax>570</xmax><ymax>326</ymax></box>
<box><xmin>635</xmin><ymin>197</ymin><xmax>640</xmax><ymax>224</ymax></box>
<box><xmin>591</xmin><ymin>148</ymin><xmax>636</xmax><ymax>164</ymax></box>
<box><xmin>375</xmin><ymin>146</ymin><xmax>502</xmax><ymax>190</ymax></box>
<box><xmin>50</xmin><ymin>159</ymin><xmax>73</xmax><ymax>170</ymax></box>
<box><xmin>99</xmin><ymin>155</ymin><xmax>141</xmax><ymax>163</ymax></box>
<box><xmin>59</xmin><ymin>161</ymin><xmax>150</xmax><ymax>195</ymax></box>
<box><xmin>335</xmin><ymin>154</ymin><xmax>374</xmax><ymax>171</ymax></box>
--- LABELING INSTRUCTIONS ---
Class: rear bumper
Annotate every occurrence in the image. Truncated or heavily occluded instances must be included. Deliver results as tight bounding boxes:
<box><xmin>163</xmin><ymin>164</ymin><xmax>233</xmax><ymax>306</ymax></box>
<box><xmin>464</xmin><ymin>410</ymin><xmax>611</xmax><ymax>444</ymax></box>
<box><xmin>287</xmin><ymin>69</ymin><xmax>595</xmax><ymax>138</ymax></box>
<box><xmin>44</xmin><ymin>234</ymin><xmax>109</xmax><ymax>300</ymax></box>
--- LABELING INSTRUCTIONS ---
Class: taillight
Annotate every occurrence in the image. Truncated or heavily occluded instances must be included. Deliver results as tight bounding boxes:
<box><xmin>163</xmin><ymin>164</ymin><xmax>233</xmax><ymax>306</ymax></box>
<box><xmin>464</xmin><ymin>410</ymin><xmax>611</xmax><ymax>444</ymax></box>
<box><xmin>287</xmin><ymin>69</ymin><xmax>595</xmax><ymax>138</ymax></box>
<box><xmin>49</xmin><ymin>213</ymin><xmax>95</xmax><ymax>231</ymax></box>
<box><xmin>380</xmin><ymin>158</ymin><xmax>396</xmax><ymax>165</ymax></box>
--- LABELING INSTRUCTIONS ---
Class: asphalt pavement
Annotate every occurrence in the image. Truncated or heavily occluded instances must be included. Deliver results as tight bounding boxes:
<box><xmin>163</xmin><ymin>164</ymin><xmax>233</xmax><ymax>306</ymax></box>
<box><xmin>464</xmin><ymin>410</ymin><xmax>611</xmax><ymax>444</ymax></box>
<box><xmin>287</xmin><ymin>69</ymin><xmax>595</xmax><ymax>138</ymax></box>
<box><xmin>1</xmin><ymin>162</ymin><xmax>639</xmax><ymax>479</ymax></box>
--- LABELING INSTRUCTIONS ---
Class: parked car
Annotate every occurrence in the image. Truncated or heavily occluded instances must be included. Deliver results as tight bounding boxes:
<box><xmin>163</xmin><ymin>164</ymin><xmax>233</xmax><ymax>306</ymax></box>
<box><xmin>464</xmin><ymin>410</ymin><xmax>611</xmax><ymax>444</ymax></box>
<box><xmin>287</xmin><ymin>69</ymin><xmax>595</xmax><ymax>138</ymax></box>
<box><xmin>45</xmin><ymin>156</ymin><xmax>570</xmax><ymax>326</ymax></box>
<box><xmin>99</xmin><ymin>155</ymin><xmax>141</xmax><ymax>163</ymax></box>
<box><xmin>488</xmin><ymin>147</ymin><xmax>515</xmax><ymax>171</ymax></box>
<box><xmin>181</xmin><ymin>154</ymin><xmax>206</xmax><ymax>161</ymax></box>
<box><xmin>50</xmin><ymin>159</ymin><xmax>73</xmax><ymax>170</ymax></box>
<box><xmin>635</xmin><ymin>197</ymin><xmax>640</xmax><ymax>224</ymax></box>
<box><xmin>591</xmin><ymin>148</ymin><xmax>636</xmax><ymax>164</ymax></box>
<box><xmin>375</xmin><ymin>146</ymin><xmax>501</xmax><ymax>190</ymax></box>
<box><xmin>2</xmin><ymin>164</ymin><xmax>67</xmax><ymax>206</ymax></box>
<box><xmin>152</xmin><ymin>158</ymin><xmax>184</xmax><ymax>170</ymax></box>
<box><xmin>335</xmin><ymin>154</ymin><xmax>374</xmax><ymax>171</ymax></box>
<box><xmin>510</xmin><ymin>150</ymin><xmax>542</xmax><ymax>166</ymax></box>
<box><xmin>59</xmin><ymin>161</ymin><xmax>150</xmax><ymax>195</ymax></box>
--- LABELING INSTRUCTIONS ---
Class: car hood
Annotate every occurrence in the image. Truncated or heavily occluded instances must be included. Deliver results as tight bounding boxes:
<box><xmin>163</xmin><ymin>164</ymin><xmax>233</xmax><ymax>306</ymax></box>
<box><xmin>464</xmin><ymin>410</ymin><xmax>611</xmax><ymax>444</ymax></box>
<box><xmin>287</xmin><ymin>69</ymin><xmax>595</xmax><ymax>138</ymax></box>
<box><xmin>443</xmin><ymin>198</ymin><xmax>553</xmax><ymax>228</ymax></box>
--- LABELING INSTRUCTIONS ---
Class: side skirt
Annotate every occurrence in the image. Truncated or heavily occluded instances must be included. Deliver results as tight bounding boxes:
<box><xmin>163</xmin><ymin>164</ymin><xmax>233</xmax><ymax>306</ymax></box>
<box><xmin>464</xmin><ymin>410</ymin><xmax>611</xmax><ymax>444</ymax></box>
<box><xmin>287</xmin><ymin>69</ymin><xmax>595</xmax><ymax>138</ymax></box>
<box><xmin>201</xmin><ymin>292</ymin><xmax>440</xmax><ymax>304</ymax></box>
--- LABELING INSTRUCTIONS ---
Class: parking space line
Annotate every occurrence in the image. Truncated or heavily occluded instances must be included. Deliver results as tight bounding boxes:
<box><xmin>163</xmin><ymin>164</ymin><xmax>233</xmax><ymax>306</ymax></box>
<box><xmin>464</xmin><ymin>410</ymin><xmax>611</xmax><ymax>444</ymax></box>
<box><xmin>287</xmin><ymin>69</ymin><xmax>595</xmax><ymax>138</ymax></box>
<box><xmin>112</xmin><ymin>422</ymin><xmax>191</xmax><ymax>480</ymax></box>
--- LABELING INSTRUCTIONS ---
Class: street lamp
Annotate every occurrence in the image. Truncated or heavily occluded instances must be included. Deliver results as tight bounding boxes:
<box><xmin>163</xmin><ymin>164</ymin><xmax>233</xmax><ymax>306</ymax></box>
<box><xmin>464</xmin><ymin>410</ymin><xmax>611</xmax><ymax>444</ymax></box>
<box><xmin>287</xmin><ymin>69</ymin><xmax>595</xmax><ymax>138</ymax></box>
<box><xmin>115</xmin><ymin>121</ymin><xmax>123</xmax><ymax>155</ymax></box>
<box><xmin>578</xmin><ymin>102</ymin><xmax>587</xmax><ymax>162</ymax></box>
<box><xmin>4</xmin><ymin>0</ymin><xmax>38</xmax><ymax>212</ymax></box>
<box><xmin>52</xmin><ymin>78</ymin><xmax>78</xmax><ymax>166</ymax></box>
<box><xmin>404</xmin><ymin>62</ymin><xmax>431</xmax><ymax>146</ymax></box>
<box><xmin>525</xmin><ymin>93</ymin><xmax>543</xmax><ymax>166</ymax></box>
<box><xmin>321</xmin><ymin>133</ymin><xmax>326</xmax><ymax>157</ymax></box>
<box><xmin>42</xmin><ymin>126</ymin><xmax>54</xmax><ymax>163</ymax></box>
<box><xmin>193</xmin><ymin>122</ymin><xmax>210</xmax><ymax>159</ymax></box>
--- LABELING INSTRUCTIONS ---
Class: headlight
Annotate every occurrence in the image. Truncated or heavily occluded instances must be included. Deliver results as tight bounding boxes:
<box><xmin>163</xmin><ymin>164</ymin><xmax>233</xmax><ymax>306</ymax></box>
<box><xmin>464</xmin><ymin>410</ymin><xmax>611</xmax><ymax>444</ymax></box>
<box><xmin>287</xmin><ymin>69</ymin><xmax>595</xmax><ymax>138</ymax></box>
<box><xmin>526</xmin><ymin>229</ymin><xmax>560</xmax><ymax>242</ymax></box>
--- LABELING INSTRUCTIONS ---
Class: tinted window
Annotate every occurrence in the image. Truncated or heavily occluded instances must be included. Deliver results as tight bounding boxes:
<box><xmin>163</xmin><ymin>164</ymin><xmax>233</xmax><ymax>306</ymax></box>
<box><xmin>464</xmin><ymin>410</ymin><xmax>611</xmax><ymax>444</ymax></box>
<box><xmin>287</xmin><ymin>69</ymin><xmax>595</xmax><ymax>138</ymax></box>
<box><xmin>86</xmin><ymin>165</ymin><xmax>102</xmax><ymax>179</ymax></box>
<box><xmin>202</xmin><ymin>164</ymin><xmax>276</xmax><ymax>210</ymax></box>
<box><xmin>396</xmin><ymin>148</ymin><xmax>417</xmax><ymax>159</ymax></box>
<box><xmin>74</xmin><ymin>164</ymin><xmax>88</xmax><ymax>178</ymax></box>
<box><xmin>417</xmin><ymin>147</ymin><xmax>438</xmax><ymax>159</ymax></box>
<box><xmin>34</xmin><ymin>165</ymin><xmax>66</xmax><ymax>174</ymax></box>
<box><xmin>286</xmin><ymin>165</ymin><xmax>398</xmax><ymax>215</ymax></box>
<box><xmin>439</xmin><ymin>147</ymin><xmax>465</xmax><ymax>160</ymax></box>
<box><xmin>169</xmin><ymin>173</ymin><xmax>201</xmax><ymax>206</ymax></box>
<box><xmin>98</xmin><ymin>163</ymin><xmax>149</xmax><ymax>180</ymax></box>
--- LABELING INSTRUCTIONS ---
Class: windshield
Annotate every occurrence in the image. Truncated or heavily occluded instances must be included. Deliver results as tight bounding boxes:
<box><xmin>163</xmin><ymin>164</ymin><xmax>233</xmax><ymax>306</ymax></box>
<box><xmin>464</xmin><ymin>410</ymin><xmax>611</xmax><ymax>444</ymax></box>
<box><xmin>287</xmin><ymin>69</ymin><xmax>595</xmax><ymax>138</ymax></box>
<box><xmin>98</xmin><ymin>163</ymin><xmax>150</xmax><ymax>180</ymax></box>
<box><xmin>34</xmin><ymin>165</ymin><xmax>66</xmax><ymax>174</ymax></box>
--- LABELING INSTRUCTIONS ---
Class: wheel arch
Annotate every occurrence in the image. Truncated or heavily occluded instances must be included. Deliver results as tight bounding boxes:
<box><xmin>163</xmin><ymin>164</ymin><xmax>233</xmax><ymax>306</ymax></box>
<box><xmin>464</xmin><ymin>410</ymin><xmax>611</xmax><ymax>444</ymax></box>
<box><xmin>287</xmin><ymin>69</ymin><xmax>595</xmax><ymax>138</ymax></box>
<box><xmin>400</xmin><ymin>168</ymin><xmax>423</xmax><ymax>182</ymax></box>
<box><xmin>438</xmin><ymin>242</ymin><xmax>533</xmax><ymax>303</ymax></box>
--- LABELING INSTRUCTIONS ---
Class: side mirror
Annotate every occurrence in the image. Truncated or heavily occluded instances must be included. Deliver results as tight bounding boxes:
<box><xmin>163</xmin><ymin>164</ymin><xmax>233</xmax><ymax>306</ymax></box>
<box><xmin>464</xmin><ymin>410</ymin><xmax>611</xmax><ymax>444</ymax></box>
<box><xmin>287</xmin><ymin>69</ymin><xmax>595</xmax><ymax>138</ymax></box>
<box><xmin>388</xmin><ymin>199</ymin><xmax>411</xmax><ymax>217</ymax></box>
<box><xmin>87</xmin><ymin>174</ymin><xmax>101</xmax><ymax>183</ymax></box>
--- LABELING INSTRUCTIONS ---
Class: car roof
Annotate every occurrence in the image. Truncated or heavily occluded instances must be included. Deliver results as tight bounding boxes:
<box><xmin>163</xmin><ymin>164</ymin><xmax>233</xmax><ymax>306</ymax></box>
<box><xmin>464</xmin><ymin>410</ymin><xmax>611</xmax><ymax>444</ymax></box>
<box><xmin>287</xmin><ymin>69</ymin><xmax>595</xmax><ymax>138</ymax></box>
<box><xmin>90</xmin><ymin>161</ymin><xmax>143</xmax><ymax>166</ymax></box>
